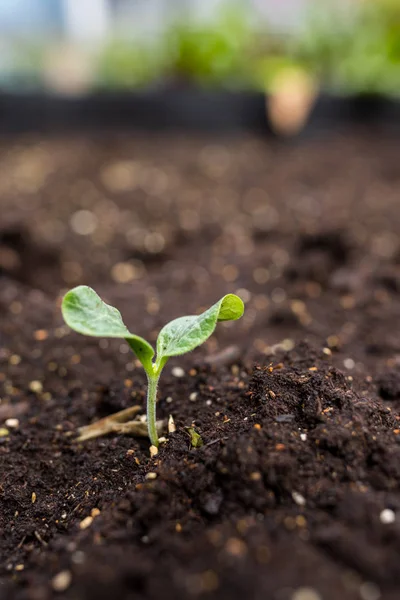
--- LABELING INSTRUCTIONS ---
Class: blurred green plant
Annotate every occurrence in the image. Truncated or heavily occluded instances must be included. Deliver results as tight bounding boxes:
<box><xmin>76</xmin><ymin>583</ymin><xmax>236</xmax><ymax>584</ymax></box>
<box><xmin>294</xmin><ymin>0</ymin><xmax>400</xmax><ymax>96</ymax></box>
<box><xmin>95</xmin><ymin>40</ymin><xmax>167</xmax><ymax>89</ymax></box>
<box><xmin>162</xmin><ymin>4</ymin><xmax>256</xmax><ymax>88</ymax></box>
<box><xmin>1</xmin><ymin>0</ymin><xmax>399</xmax><ymax>98</ymax></box>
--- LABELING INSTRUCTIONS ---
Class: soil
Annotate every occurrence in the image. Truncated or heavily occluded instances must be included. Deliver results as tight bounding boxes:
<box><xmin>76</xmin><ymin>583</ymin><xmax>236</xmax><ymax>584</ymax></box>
<box><xmin>0</xmin><ymin>129</ymin><xmax>400</xmax><ymax>600</ymax></box>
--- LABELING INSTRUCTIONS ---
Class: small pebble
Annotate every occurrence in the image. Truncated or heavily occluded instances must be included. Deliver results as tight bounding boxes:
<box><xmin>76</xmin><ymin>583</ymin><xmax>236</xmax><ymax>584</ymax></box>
<box><xmin>9</xmin><ymin>354</ymin><xmax>21</xmax><ymax>365</ymax></box>
<box><xmin>300</xmin><ymin>433</ymin><xmax>307</xmax><ymax>441</ymax></box>
<box><xmin>0</xmin><ymin>428</ymin><xmax>9</xmax><ymax>437</ymax></box>
<box><xmin>145</xmin><ymin>472</ymin><xmax>157</xmax><ymax>480</ymax></box>
<box><xmin>52</xmin><ymin>570</ymin><xmax>72</xmax><ymax>592</ymax></box>
<box><xmin>79</xmin><ymin>516</ymin><xmax>93</xmax><ymax>530</ymax></box>
<box><xmin>29</xmin><ymin>380</ymin><xmax>43</xmax><ymax>394</ymax></box>
<box><xmin>292</xmin><ymin>491</ymin><xmax>306</xmax><ymax>506</ymax></box>
<box><xmin>166</xmin><ymin>396</ymin><xmax>173</xmax><ymax>403</ymax></box>
<box><xmin>34</xmin><ymin>329</ymin><xmax>48</xmax><ymax>341</ymax></box>
<box><xmin>5</xmin><ymin>418</ymin><xmax>19</xmax><ymax>429</ymax></box>
<box><xmin>291</xmin><ymin>587</ymin><xmax>322</xmax><ymax>600</ymax></box>
<box><xmin>379</xmin><ymin>509</ymin><xmax>395</xmax><ymax>524</ymax></box>
<box><xmin>168</xmin><ymin>415</ymin><xmax>176</xmax><ymax>434</ymax></box>
<box><xmin>344</xmin><ymin>358</ymin><xmax>355</xmax><ymax>370</ymax></box>
<box><xmin>189</xmin><ymin>392</ymin><xmax>198</xmax><ymax>401</ymax></box>
<box><xmin>172</xmin><ymin>367</ymin><xmax>185</xmax><ymax>378</ymax></box>
<box><xmin>206</xmin><ymin>399</ymin><xmax>212</xmax><ymax>406</ymax></box>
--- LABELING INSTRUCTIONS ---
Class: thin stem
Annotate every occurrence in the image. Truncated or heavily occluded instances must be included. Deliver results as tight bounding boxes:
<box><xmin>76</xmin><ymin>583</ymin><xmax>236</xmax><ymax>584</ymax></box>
<box><xmin>146</xmin><ymin>373</ymin><xmax>160</xmax><ymax>447</ymax></box>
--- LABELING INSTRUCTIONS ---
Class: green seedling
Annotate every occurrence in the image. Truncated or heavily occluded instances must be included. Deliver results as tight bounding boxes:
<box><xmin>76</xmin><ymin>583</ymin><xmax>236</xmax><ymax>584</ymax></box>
<box><xmin>61</xmin><ymin>286</ymin><xmax>244</xmax><ymax>447</ymax></box>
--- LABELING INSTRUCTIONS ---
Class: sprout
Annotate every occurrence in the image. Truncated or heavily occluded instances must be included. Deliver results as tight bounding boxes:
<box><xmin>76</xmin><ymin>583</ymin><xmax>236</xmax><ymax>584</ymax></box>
<box><xmin>61</xmin><ymin>286</ymin><xmax>244</xmax><ymax>447</ymax></box>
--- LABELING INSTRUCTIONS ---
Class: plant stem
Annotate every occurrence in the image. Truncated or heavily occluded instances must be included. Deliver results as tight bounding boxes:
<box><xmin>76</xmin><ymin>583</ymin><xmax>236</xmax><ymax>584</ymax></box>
<box><xmin>146</xmin><ymin>373</ymin><xmax>160</xmax><ymax>447</ymax></box>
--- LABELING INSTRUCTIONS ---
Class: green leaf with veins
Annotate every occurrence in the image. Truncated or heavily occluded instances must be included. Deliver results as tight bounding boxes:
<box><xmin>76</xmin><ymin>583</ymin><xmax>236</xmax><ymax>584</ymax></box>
<box><xmin>156</xmin><ymin>294</ymin><xmax>244</xmax><ymax>362</ymax></box>
<box><xmin>61</xmin><ymin>286</ymin><xmax>155</xmax><ymax>372</ymax></box>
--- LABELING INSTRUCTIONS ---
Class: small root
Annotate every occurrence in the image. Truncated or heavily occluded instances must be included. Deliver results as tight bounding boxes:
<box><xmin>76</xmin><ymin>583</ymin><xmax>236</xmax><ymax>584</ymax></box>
<box><xmin>76</xmin><ymin>406</ymin><xmax>165</xmax><ymax>442</ymax></box>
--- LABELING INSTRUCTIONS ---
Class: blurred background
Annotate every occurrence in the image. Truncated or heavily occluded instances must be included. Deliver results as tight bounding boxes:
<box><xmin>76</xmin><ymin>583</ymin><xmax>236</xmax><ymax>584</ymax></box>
<box><xmin>1</xmin><ymin>0</ymin><xmax>400</xmax><ymax>371</ymax></box>
<box><xmin>0</xmin><ymin>0</ymin><xmax>399</xmax><ymax>100</ymax></box>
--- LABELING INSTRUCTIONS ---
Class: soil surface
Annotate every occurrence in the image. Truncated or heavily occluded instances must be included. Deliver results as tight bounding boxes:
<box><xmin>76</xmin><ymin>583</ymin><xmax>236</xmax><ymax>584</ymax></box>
<box><xmin>0</xmin><ymin>130</ymin><xmax>400</xmax><ymax>600</ymax></box>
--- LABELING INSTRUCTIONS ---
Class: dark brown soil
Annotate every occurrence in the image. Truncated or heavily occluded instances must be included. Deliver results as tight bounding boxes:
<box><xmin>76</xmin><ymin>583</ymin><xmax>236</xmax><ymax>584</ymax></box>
<box><xmin>1</xmin><ymin>130</ymin><xmax>400</xmax><ymax>600</ymax></box>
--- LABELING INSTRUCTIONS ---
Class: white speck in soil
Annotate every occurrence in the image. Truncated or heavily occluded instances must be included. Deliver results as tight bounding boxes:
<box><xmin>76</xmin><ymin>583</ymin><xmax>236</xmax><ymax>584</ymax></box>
<box><xmin>344</xmin><ymin>358</ymin><xmax>355</xmax><ymax>370</ymax></box>
<box><xmin>379</xmin><ymin>508</ymin><xmax>395</xmax><ymax>524</ymax></box>
<box><xmin>172</xmin><ymin>367</ymin><xmax>185</xmax><ymax>378</ymax></box>
<box><xmin>52</xmin><ymin>570</ymin><xmax>72</xmax><ymax>592</ymax></box>
<box><xmin>292</xmin><ymin>491</ymin><xmax>306</xmax><ymax>506</ymax></box>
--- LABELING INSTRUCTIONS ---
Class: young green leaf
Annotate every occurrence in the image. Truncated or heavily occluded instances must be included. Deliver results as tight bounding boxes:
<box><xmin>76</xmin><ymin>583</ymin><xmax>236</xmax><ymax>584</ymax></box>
<box><xmin>186</xmin><ymin>427</ymin><xmax>203</xmax><ymax>448</ymax></box>
<box><xmin>156</xmin><ymin>294</ymin><xmax>244</xmax><ymax>362</ymax></box>
<box><xmin>61</xmin><ymin>286</ymin><xmax>154</xmax><ymax>372</ymax></box>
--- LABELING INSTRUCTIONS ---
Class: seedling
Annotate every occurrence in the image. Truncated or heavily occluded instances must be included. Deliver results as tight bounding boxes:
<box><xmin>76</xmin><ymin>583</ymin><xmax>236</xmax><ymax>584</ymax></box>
<box><xmin>61</xmin><ymin>286</ymin><xmax>244</xmax><ymax>447</ymax></box>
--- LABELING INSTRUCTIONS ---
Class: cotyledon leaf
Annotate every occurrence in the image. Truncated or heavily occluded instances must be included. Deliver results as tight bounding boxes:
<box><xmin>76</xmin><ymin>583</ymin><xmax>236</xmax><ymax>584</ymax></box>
<box><xmin>156</xmin><ymin>294</ymin><xmax>244</xmax><ymax>362</ymax></box>
<box><xmin>61</xmin><ymin>286</ymin><xmax>154</xmax><ymax>372</ymax></box>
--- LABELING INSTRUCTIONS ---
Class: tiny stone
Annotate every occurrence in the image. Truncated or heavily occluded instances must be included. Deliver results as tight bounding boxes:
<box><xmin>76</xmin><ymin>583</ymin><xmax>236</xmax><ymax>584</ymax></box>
<box><xmin>79</xmin><ymin>516</ymin><xmax>93</xmax><ymax>530</ymax></box>
<box><xmin>206</xmin><ymin>399</ymin><xmax>212</xmax><ymax>406</ymax></box>
<box><xmin>158</xmin><ymin>437</ymin><xmax>167</xmax><ymax>444</ymax></box>
<box><xmin>0</xmin><ymin>428</ymin><xmax>9</xmax><ymax>437</ymax></box>
<box><xmin>5</xmin><ymin>418</ymin><xmax>19</xmax><ymax>429</ymax></box>
<box><xmin>189</xmin><ymin>392</ymin><xmax>198</xmax><ymax>401</ymax></box>
<box><xmin>15</xmin><ymin>564</ymin><xmax>24</xmax><ymax>571</ymax></box>
<box><xmin>172</xmin><ymin>367</ymin><xmax>185</xmax><ymax>378</ymax></box>
<box><xmin>34</xmin><ymin>329</ymin><xmax>48</xmax><ymax>341</ymax></box>
<box><xmin>360</xmin><ymin>582</ymin><xmax>381</xmax><ymax>600</ymax></box>
<box><xmin>166</xmin><ymin>396</ymin><xmax>173</xmax><ymax>403</ymax></box>
<box><xmin>29</xmin><ymin>380</ymin><xmax>43</xmax><ymax>394</ymax></box>
<box><xmin>150</xmin><ymin>445</ymin><xmax>158</xmax><ymax>457</ymax></box>
<box><xmin>292</xmin><ymin>491</ymin><xmax>306</xmax><ymax>506</ymax></box>
<box><xmin>300</xmin><ymin>433</ymin><xmax>308</xmax><ymax>441</ymax></box>
<box><xmin>322</xmin><ymin>347</ymin><xmax>332</xmax><ymax>356</ymax></box>
<box><xmin>52</xmin><ymin>570</ymin><xmax>72</xmax><ymax>592</ymax></box>
<box><xmin>379</xmin><ymin>509</ymin><xmax>395</xmax><ymax>524</ymax></box>
<box><xmin>9</xmin><ymin>354</ymin><xmax>21</xmax><ymax>365</ymax></box>
<box><xmin>291</xmin><ymin>587</ymin><xmax>322</xmax><ymax>600</ymax></box>
<box><xmin>344</xmin><ymin>358</ymin><xmax>355</xmax><ymax>370</ymax></box>
<box><xmin>145</xmin><ymin>472</ymin><xmax>157</xmax><ymax>480</ymax></box>
<box><xmin>168</xmin><ymin>415</ymin><xmax>176</xmax><ymax>434</ymax></box>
